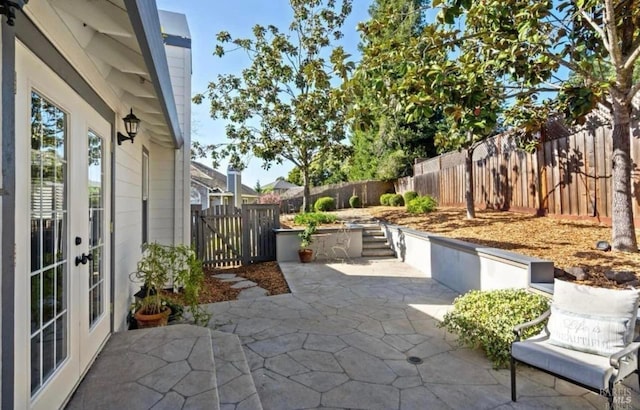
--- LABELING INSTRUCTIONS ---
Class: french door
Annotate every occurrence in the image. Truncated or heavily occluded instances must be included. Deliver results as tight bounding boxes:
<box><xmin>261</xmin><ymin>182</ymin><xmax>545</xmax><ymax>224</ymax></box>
<box><xmin>15</xmin><ymin>42</ymin><xmax>112</xmax><ymax>410</ymax></box>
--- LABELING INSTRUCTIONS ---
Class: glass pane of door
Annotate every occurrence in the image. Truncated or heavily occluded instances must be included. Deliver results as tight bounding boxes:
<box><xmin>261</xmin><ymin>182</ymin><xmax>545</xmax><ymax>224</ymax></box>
<box><xmin>30</xmin><ymin>91</ymin><xmax>68</xmax><ymax>395</ymax></box>
<box><xmin>88</xmin><ymin>131</ymin><xmax>105</xmax><ymax>326</ymax></box>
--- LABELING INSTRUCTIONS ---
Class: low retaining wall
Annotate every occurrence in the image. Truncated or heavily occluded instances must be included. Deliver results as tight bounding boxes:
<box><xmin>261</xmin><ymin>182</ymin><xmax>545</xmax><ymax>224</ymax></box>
<box><xmin>381</xmin><ymin>224</ymin><xmax>554</xmax><ymax>294</ymax></box>
<box><xmin>274</xmin><ymin>226</ymin><xmax>364</xmax><ymax>262</ymax></box>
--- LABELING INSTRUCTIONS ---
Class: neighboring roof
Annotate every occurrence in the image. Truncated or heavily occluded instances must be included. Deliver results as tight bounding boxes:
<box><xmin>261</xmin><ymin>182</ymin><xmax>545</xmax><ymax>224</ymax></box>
<box><xmin>263</xmin><ymin>179</ymin><xmax>300</xmax><ymax>190</ymax></box>
<box><xmin>159</xmin><ymin>10</ymin><xmax>191</xmax><ymax>48</ymax></box>
<box><xmin>191</xmin><ymin>162</ymin><xmax>259</xmax><ymax>196</ymax></box>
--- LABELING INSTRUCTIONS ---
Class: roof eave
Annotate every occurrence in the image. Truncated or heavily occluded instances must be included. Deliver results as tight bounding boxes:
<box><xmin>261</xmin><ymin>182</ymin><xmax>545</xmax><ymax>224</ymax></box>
<box><xmin>125</xmin><ymin>0</ymin><xmax>183</xmax><ymax>148</ymax></box>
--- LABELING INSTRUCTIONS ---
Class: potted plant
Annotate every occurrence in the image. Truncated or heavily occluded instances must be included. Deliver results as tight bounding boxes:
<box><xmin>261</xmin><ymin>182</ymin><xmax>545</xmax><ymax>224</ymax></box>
<box><xmin>298</xmin><ymin>222</ymin><xmax>317</xmax><ymax>263</ymax></box>
<box><xmin>130</xmin><ymin>243</ymin><xmax>209</xmax><ymax>328</ymax></box>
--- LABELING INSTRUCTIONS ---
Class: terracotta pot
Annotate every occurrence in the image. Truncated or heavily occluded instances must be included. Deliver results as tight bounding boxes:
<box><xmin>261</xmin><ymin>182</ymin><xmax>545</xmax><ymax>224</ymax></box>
<box><xmin>298</xmin><ymin>248</ymin><xmax>314</xmax><ymax>263</ymax></box>
<box><xmin>134</xmin><ymin>306</ymin><xmax>171</xmax><ymax>328</ymax></box>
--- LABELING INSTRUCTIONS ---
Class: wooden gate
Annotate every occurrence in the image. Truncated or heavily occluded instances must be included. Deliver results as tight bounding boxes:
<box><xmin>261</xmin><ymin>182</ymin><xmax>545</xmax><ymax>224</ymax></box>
<box><xmin>191</xmin><ymin>204</ymin><xmax>280</xmax><ymax>267</ymax></box>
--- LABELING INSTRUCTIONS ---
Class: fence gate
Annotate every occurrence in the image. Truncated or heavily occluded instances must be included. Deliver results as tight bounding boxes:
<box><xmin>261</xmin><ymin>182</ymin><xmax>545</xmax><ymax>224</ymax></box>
<box><xmin>191</xmin><ymin>204</ymin><xmax>280</xmax><ymax>267</ymax></box>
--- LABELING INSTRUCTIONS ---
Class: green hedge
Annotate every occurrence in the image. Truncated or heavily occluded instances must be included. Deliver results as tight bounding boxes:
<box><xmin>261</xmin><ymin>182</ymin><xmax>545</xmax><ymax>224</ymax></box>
<box><xmin>349</xmin><ymin>195</ymin><xmax>361</xmax><ymax>208</ymax></box>
<box><xmin>440</xmin><ymin>289</ymin><xmax>550</xmax><ymax>368</ymax></box>
<box><xmin>293</xmin><ymin>212</ymin><xmax>337</xmax><ymax>226</ymax></box>
<box><xmin>407</xmin><ymin>195</ymin><xmax>438</xmax><ymax>214</ymax></box>
<box><xmin>403</xmin><ymin>191</ymin><xmax>418</xmax><ymax>204</ymax></box>
<box><xmin>379</xmin><ymin>193</ymin><xmax>394</xmax><ymax>205</ymax></box>
<box><xmin>314</xmin><ymin>197</ymin><xmax>335</xmax><ymax>212</ymax></box>
<box><xmin>389</xmin><ymin>194</ymin><xmax>404</xmax><ymax>207</ymax></box>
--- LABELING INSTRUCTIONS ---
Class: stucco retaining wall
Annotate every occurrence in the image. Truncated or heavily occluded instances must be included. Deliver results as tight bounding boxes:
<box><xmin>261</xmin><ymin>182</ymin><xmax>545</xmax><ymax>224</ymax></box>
<box><xmin>381</xmin><ymin>224</ymin><xmax>554</xmax><ymax>294</ymax></box>
<box><xmin>275</xmin><ymin>226</ymin><xmax>363</xmax><ymax>262</ymax></box>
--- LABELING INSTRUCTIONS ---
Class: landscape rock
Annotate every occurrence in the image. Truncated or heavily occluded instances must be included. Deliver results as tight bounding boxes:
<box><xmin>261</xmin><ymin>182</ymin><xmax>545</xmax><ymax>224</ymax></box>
<box><xmin>565</xmin><ymin>267</ymin><xmax>588</xmax><ymax>281</ymax></box>
<box><xmin>604</xmin><ymin>270</ymin><xmax>637</xmax><ymax>284</ymax></box>
<box><xmin>625</xmin><ymin>279</ymin><xmax>640</xmax><ymax>288</ymax></box>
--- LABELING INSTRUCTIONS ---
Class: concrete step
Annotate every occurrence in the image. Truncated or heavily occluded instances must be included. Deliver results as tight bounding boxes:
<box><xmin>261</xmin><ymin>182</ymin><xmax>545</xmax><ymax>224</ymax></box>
<box><xmin>66</xmin><ymin>324</ymin><xmax>220</xmax><ymax>410</ymax></box>
<box><xmin>210</xmin><ymin>330</ymin><xmax>263</xmax><ymax>410</ymax></box>
<box><xmin>362</xmin><ymin>241</ymin><xmax>391</xmax><ymax>249</ymax></box>
<box><xmin>362</xmin><ymin>228</ymin><xmax>384</xmax><ymax>237</ymax></box>
<box><xmin>362</xmin><ymin>236</ymin><xmax>389</xmax><ymax>244</ymax></box>
<box><xmin>362</xmin><ymin>248</ymin><xmax>396</xmax><ymax>257</ymax></box>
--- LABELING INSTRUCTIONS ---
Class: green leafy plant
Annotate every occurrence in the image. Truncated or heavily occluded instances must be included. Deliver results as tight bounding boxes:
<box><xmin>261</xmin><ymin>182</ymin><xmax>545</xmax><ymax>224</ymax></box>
<box><xmin>314</xmin><ymin>197</ymin><xmax>336</xmax><ymax>212</ymax></box>
<box><xmin>407</xmin><ymin>195</ymin><xmax>438</xmax><ymax>214</ymax></box>
<box><xmin>389</xmin><ymin>194</ymin><xmax>404</xmax><ymax>207</ymax></box>
<box><xmin>403</xmin><ymin>191</ymin><xmax>418</xmax><ymax>204</ymax></box>
<box><xmin>349</xmin><ymin>195</ymin><xmax>361</xmax><ymax>208</ymax></box>
<box><xmin>440</xmin><ymin>289</ymin><xmax>550</xmax><ymax>369</ymax></box>
<box><xmin>379</xmin><ymin>193</ymin><xmax>394</xmax><ymax>205</ymax></box>
<box><xmin>298</xmin><ymin>222</ymin><xmax>317</xmax><ymax>249</ymax></box>
<box><xmin>131</xmin><ymin>243</ymin><xmax>210</xmax><ymax>326</ymax></box>
<box><xmin>293</xmin><ymin>212</ymin><xmax>337</xmax><ymax>226</ymax></box>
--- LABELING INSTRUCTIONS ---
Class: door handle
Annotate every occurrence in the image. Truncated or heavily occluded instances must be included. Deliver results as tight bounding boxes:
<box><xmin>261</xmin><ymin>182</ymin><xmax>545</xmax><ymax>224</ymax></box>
<box><xmin>75</xmin><ymin>253</ymin><xmax>93</xmax><ymax>266</ymax></box>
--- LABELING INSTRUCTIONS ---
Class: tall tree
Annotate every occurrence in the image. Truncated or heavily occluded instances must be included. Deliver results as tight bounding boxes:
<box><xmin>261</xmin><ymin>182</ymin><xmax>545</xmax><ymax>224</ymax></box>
<box><xmin>347</xmin><ymin>0</ymin><xmax>437</xmax><ymax>181</ymax></box>
<box><xmin>193</xmin><ymin>0</ymin><xmax>353</xmax><ymax>212</ymax></box>
<box><xmin>435</xmin><ymin>0</ymin><xmax>639</xmax><ymax>251</ymax></box>
<box><xmin>351</xmin><ymin>6</ymin><xmax>502</xmax><ymax>218</ymax></box>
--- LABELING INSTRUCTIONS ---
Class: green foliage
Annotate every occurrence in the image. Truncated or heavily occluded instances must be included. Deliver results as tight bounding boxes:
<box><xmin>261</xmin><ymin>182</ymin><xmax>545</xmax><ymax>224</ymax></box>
<box><xmin>293</xmin><ymin>212</ymin><xmax>337</xmax><ymax>226</ymax></box>
<box><xmin>314</xmin><ymin>197</ymin><xmax>336</xmax><ymax>212</ymax></box>
<box><xmin>193</xmin><ymin>0</ymin><xmax>354</xmax><ymax>212</ymax></box>
<box><xmin>407</xmin><ymin>195</ymin><xmax>437</xmax><ymax>214</ymax></box>
<box><xmin>379</xmin><ymin>193</ymin><xmax>395</xmax><ymax>206</ymax></box>
<box><xmin>131</xmin><ymin>243</ymin><xmax>210</xmax><ymax>326</ymax></box>
<box><xmin>389</xmin><ymin>194</ymin><xmax>405</xmax><ymax>207</ymax></box>
<box><xmin>298</xmin><ymin>222</ymin><xmax>317</xmax><ymax>249</ymax></box>
<box><xmin>403</xmin><ymin>191</ymin><xmax>418</xmax><ymax>204</ymax></box>
<box><xmin>440</xmin><ymin>289</ymin><xmax>550</xmax><ymax>368</ymax></box>
<box><xmin>349</xmin><ymin>195</ymin><xmax>361</xmax><ymax>208</ymax></box>
<box><xmin>344</xmin><ymin>0</ymin><xmax>437</xmax><ymax>181</ymax></box>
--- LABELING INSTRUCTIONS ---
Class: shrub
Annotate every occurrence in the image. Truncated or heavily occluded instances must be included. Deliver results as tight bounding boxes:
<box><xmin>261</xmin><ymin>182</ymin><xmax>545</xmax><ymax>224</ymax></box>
<box><xmin>314</xmin><ymin>197</ymin><xmax>335</xmax><ymax>212</ymax></box>
<box><xmin>349</xmin><ymin>195</ymin><xmax>361</xmax><ymax>208</ymax></box>
<box><xmin>389</xmin><ymin>194</ymin><xmax>404</xmax><ymax>207</ymax></box>
<box><xmin>403</xmin><ymin>191</ymin><xmax>418</xmax><ymax>204</ymax></box>
<box><xmin>379</xmin><ymin>193</ymin><xmax>394</xmax><ymax>205</ymax></box>
<box><xmin>440</xmin><ymin>289</ymin><xmax>550</xmax><ymax>368</ymax></box>
<box><xmin>293</xmin><ymin>212</ymin><xmax>337</xmax><ymax>226</ymax></box>
<box><xmin>407</xmin><ymin>195</ymin><xmax>438</xmax><ymax>214</ymax></box>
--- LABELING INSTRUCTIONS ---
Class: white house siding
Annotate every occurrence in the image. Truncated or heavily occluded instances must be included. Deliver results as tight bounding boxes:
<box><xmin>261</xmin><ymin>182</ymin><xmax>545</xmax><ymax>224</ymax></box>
<box><xmin>164</xmin><ymin>36</ymin><xmax>192</xmax><ymax>246</ymax></box>
<box><xmin>148</xmin><ymin>141</ymin><xmax>177</xmax><ymax>244</ymax></box>
<box><xmin>113</xmin><ymin>141</ymin><xmax>144</xmax><ymax>331</ymax></box>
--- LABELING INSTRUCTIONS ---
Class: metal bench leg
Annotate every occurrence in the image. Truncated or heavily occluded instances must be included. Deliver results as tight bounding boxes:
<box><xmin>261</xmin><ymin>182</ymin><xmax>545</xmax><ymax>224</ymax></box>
<box><xmin>511</xmin><ymin>356</ymin><xmax>517</xmax><ymax>402</ymax></box>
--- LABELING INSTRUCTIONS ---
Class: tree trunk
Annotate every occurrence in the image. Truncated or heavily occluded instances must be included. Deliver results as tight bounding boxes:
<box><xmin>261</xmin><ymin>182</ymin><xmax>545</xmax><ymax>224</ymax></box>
<box><xmin>465</xmin><ymin>148</ymin><xmax>475</xmax><ymax>219</ymax></box>
<box><xmin>610</xmin><ymin>100</ymin><xmax>637</xmax><ymax>252</ymax></box>
<box><xmin>302</xmin><ymin>167</ymin><xmax>311</xmax><ymax>212</ymax></box>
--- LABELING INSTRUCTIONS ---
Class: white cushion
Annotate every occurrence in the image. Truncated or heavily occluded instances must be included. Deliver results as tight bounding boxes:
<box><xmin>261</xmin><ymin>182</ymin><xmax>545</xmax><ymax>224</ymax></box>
<box><xmin>512</xmin><ymin>333</ymin><xmax>618</xmax><ymax>390</ymax></box>
<box><xmin>551</xmin><ymin>279</ymin><xmax>640</xmax><ymax>346</ymax></box>
<box><xmin>547</xmin><ymin>305</ymin><xmax>630</xmax><ymax>356</ymax></box>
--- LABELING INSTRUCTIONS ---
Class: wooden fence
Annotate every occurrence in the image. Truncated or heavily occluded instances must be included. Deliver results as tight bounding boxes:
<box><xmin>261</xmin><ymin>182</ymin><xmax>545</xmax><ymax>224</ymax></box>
<box><xmin>396</xmin><ymin>119</ymin><xmax>640</xmax><ymax>224</ymax></box>
<box><xmin>279</xmin><ymin>180</ymin><xmax>394</xmax><ymax>213</ymax></box>
<box><xmin>191</xmin><ymin>204</ymin><xmax>280</xmax><ymax>267</ymax></box>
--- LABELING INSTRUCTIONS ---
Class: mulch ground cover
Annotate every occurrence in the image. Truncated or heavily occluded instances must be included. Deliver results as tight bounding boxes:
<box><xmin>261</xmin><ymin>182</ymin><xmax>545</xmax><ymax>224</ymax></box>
<box><xmin>368</xmin><ymin>206</ymin><xmax>640</xmax><ymax>289</ymax></box>
<box><xmin>162</xmin><ymin>261</ymin><xmax>290</xmax><ymax>305</ymax></box>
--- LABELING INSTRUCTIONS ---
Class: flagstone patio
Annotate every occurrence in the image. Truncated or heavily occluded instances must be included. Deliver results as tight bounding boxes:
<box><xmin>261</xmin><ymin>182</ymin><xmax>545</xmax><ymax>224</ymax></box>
<box><xmin>67</xmin><ymin>258</ymin><xmax>640</xmax><ymax>409</ymax></box>
<box><xmin>205</xmin><ymin>258</ymin><xmax>640</xmax><ymax>410</ymax></box>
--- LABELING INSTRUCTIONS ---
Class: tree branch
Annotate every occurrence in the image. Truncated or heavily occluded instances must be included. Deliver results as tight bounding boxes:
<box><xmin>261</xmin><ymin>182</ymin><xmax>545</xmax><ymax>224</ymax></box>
<box><xmin>622</xmin><ymin>43</ymin><xmax>640</xmax><ymax>72</ymax></box>
<box><xmin>576</xmin><ymin>7</ymin><xmax>611</xmax><ymax>53</ymax></box>
<box><xmin>603</xmin><ymin>0</ymin><xmax>622</xmax><ymax>67</ymax></box>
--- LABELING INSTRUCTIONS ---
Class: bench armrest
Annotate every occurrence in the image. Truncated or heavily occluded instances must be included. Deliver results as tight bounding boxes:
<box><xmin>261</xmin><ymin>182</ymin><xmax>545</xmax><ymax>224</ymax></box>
<box><xmin>513</xmin><ymin>309</ymin><xmax>551</xmax><ymax>341</ymax></box>
<box><xmin>610</xmin><ymin>342</ymin><xmax>640</xmax><ymax>368</ymax></box>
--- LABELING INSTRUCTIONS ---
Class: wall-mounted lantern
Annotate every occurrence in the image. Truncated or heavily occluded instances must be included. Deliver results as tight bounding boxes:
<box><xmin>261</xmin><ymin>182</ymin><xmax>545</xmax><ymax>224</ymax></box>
<box><xmin>117</xmin><ymin>109</ymin><xmax>141</xmax><ymax>145</ymax></box>
<box><xmin>1</xmin><ymin>0</ymin><xmax>28</xmax><ymax>26</ymax></box>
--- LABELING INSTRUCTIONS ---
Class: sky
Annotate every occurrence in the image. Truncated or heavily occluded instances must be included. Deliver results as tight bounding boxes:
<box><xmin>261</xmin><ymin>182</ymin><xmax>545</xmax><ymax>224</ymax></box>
<box><xmin>156</xmin><ymin>0</ymin><xmax>374</xmax><ymax>189</ymax></box>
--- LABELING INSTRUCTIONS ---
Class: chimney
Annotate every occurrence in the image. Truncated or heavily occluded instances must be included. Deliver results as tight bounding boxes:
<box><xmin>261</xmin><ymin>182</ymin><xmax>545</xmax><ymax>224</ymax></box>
<box><xmin>227</xmin><ymin>165</ymin><xmax>242</xmax><ymax>209</ymax></box>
